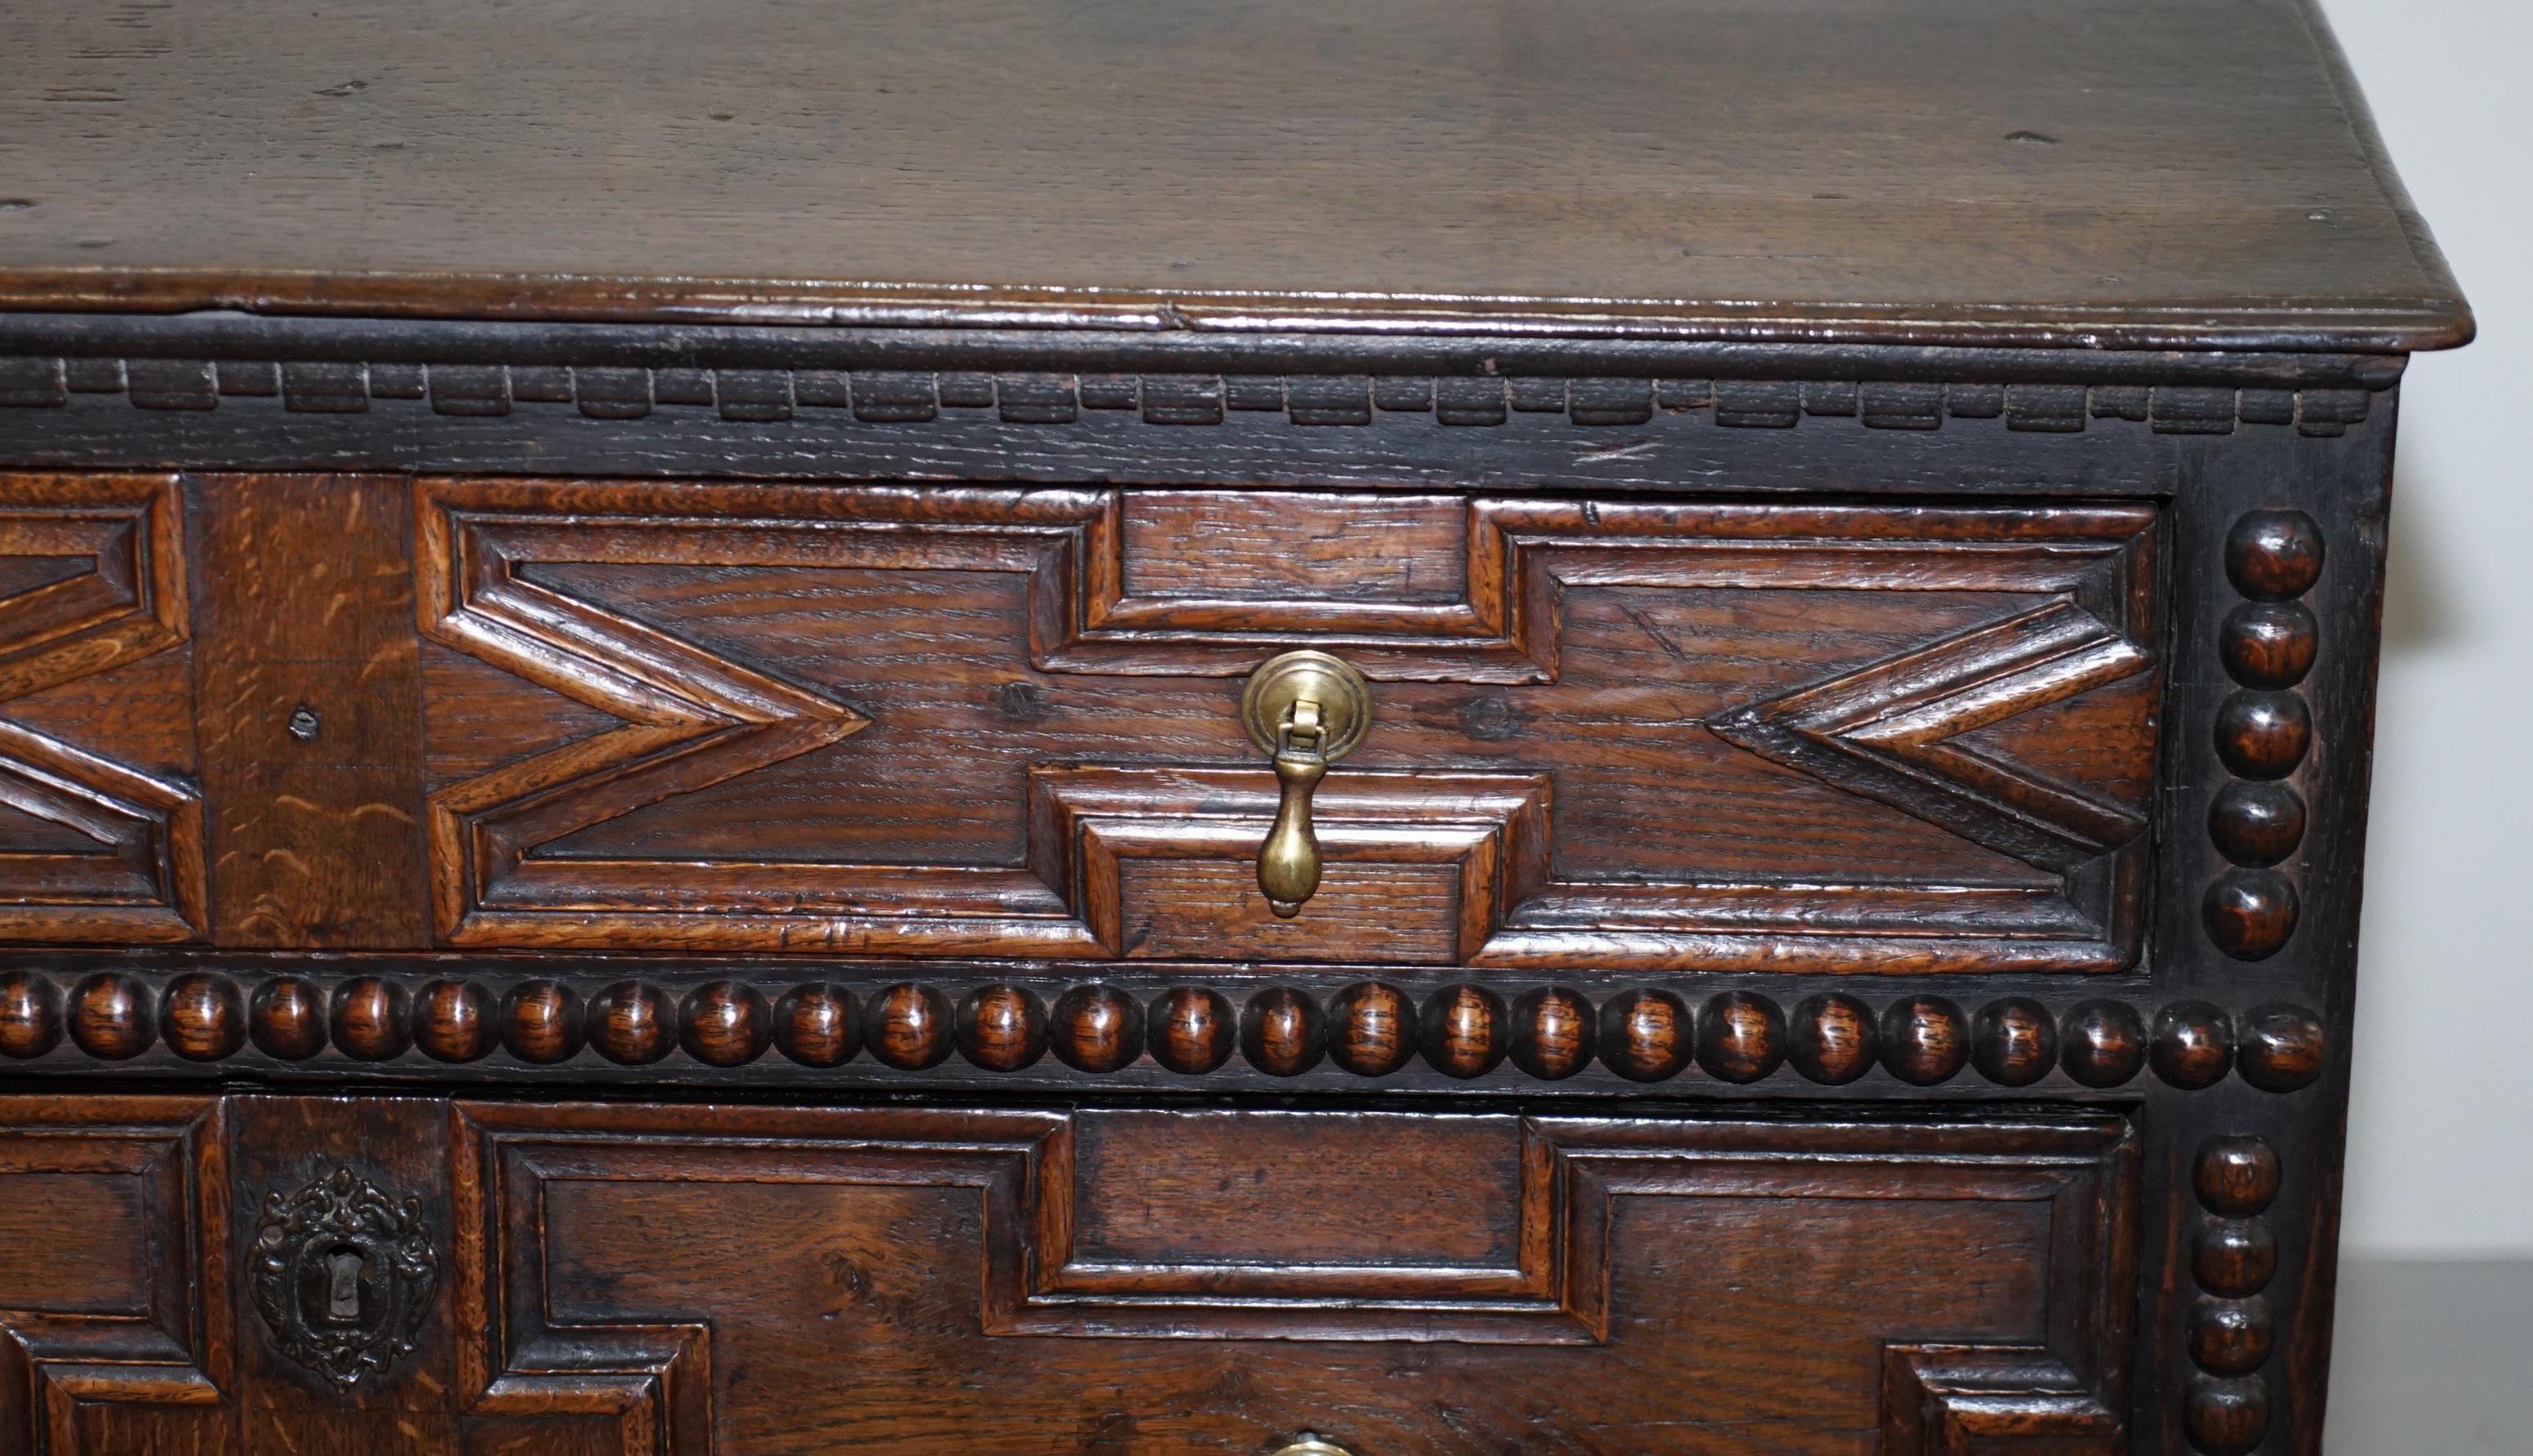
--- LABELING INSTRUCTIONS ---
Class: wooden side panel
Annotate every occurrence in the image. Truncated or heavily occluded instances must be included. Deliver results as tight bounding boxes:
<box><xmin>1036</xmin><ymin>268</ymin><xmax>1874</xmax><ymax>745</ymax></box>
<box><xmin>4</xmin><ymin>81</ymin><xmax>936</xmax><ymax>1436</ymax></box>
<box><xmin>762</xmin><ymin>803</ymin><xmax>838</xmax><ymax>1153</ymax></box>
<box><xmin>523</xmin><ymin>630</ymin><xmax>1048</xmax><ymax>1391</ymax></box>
<box><xmin>2121</xmin><ymin>399</ymin><xmax>2406</xmax><ymax>1455</ymax></box>
<box><xmin>449</xmin><ymin>1101</ymin><xmax>2135</xmax><ymax>1454</ymax></box>
<box><xmin>0</xmin><ymin>1096</ymin><xmax>230</xmax><ymax>1456</ymax></box>
<box><xmin>0</xmin><ymin>473</ymin><xmax>203</xmax><ymax>943</ymax></box>
<box><xmin>416</xmin><ymin>480</ymin><xmax>2163</xmax><ymax>973</ymax></box>
<box><xmin>189</xmin><ymin>474</ymin><xmax>429</xmax><ymax>947</ymax></box>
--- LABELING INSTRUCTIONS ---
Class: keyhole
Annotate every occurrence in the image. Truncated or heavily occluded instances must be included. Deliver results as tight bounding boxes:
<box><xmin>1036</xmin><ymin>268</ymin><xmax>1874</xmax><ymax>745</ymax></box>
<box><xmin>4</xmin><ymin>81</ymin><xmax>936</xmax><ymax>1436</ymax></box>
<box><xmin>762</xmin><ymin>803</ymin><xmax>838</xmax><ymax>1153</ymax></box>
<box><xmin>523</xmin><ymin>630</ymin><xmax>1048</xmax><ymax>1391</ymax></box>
<box><xmin>324</xmin><ymin>1246</ymin><xmax>364</xmax><ymax>1324</ymax></box>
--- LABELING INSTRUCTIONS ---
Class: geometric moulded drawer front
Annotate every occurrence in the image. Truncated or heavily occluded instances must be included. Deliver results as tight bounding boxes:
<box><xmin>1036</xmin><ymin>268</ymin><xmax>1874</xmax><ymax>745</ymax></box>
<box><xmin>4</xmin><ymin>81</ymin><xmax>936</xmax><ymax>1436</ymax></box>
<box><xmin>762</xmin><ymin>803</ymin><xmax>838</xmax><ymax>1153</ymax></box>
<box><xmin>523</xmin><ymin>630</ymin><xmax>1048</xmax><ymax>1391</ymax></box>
<box><xmin>419</xmin><ymin>479</ymin><xmax>2161</xmax><ymax>973</ymax></box>
<box><xmin>454</xmin><ymin>1102</ymin><xmax>2137</xmax><ymax>1454</ymax></box>
<box><xmin>0</xmin><ymin>1097</ymin><xmax>229</xmax><ymax>1454</ymax></box>
<box><xmin>0</xmin><ymin>474</ymin><xmax>204</xmax><ymax>945</ymax></box>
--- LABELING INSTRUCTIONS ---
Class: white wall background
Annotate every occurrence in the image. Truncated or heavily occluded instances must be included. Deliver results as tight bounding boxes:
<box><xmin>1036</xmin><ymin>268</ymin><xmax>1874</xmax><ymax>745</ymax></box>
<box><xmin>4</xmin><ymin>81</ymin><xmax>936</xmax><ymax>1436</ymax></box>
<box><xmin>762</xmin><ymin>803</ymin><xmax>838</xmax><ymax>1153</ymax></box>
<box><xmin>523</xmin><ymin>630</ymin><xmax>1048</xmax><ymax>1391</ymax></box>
<box><xmin>2316</xmin><ymin>0</ymin><xmax>2533</xmax><ymax>1258</ymax></box>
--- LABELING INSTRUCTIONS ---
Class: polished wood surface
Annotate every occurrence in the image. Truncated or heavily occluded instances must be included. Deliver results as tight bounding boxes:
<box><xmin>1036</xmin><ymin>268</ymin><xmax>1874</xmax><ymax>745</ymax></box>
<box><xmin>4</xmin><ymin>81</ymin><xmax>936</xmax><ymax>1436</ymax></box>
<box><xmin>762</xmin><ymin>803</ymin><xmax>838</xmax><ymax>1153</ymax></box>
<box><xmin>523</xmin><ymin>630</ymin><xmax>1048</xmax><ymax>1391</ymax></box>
<box><xmin>0</xmin><ymin>3</ymin><xmax>2464</xmax><ymax>1446</ymax></box>
<box><xmin>0</xmin><ymin>1093</ymin><xmax>2143</xmax><ymax>1453</ymax></box>
<box><xmin>0</xmin><ymin>471</ymin><xmax>199</xmax><ymax>942</ymax></box>
<box><xmin>191</xmin><ymin>473</ymin><xmax>429</xmax><ymax>947</ymax></box>
<box><xmin>0</xmin><ymin>365</ymin><xmax>2419</xmax><ymax>1450</ymax></box>
<box><xmin>0</xmin><ymin>471</ymin><xmax>2176</xmax><ymax>969</ymax></box>
<box><xmin>456</xmin><ymin>1102</ymin><xmax>2135</xmax><ymax>1452</ymax></box>
<box><xmin>0</xmin><ymin>1096</ymin><xmax>229</xmax><ymax>1454</ymax></box>
<box><xmin>0</xmin><ymin>959</ymin><xmax>2339</xmax><ymax>1106</ymax></box>
<box><xmin>409</xmin><ymin>480</ymin><xmax>2159</xmax><ymax>969</ymax></box>
<box><xmin>0</xmin><ymin>0</ymin><xmax>2469</xmax><ymax>349</ymax></box>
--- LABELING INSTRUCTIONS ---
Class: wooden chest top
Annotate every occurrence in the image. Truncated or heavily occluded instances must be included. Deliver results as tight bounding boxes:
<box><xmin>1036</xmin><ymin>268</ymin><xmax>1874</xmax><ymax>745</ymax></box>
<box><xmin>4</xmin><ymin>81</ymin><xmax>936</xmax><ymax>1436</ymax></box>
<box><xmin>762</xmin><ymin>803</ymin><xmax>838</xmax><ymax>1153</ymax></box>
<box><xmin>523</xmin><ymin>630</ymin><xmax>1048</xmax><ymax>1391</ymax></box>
<box><xmin>0</xmin><ymin>0</ymin><xmax>2471</xmax><ymax>350</ymax></box>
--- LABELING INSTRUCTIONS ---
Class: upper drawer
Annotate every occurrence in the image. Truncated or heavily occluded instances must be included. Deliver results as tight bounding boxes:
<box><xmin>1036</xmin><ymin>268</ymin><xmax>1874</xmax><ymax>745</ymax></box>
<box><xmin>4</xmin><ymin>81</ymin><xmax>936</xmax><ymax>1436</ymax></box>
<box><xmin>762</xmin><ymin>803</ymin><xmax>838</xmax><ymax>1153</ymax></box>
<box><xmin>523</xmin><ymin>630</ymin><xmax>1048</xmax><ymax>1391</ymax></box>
<box><xmin>0</xmin><ymin>474</ymin><xmax>2163</xmax><ymax>972</ymax></box>
<box><xmin>415</xmin><ymin>478</ymin><xmax>2161</xmax><ymax>972</ymax></box>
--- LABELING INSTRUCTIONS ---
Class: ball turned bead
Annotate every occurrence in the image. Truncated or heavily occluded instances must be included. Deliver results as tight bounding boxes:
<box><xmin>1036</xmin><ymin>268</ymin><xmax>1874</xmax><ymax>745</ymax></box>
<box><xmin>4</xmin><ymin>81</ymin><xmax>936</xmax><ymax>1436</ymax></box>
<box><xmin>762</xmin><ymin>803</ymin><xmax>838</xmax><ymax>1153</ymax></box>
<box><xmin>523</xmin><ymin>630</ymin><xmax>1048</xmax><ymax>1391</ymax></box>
<box><xmin>1326</xmin><ymin>982</ymin><xmax>1418</xmax><ymax>1076</ymax></box>
<box><xmin>1421</xmin><ymin>984</ymin><xmax>1509</xmax><ymax>1080</ymax></box>
<box><xmin>249</xmin><ymin>977</ymin><xmax>328</xmax><ymax>1061</ymax></box>
<box><xmin>2195</xmin><ymin>1137</ymin><xmax>2282</xmax><ymax>1217</ymax></box>
<box><xmin>1510</xmin><ymin>986</ymin><xmax>1596</xmax><ymax>1080</ymax></box>
<box><xmin>501</xmin><ymin>979</ymin><xmax>585</xmax><ymax>1063</ymax></box>
<box><xmin>1970</xmin><ymin>998</ymin><xmax>2058</xmax><ymax>1087</ymax></box>
<box><xmin>69</xmin><ymin>973</ymin><xmax>155</xmax><ymax>1060</ymax></box>
<box><xmin>0</xmin><ymin>972</ymin><xmax>64</xmax><ymax>1058</ymax></box>
<box><xmin>1598</xmin><ymin>989</ymin><xmax>1692</xmax><ymax>1083</ymax></box>
<box><xmin>586</xmin><ymin>982</ymin><xmax>676</xmax><ymax>1065</ymax></box>
<box><xmin>1147</xmin><ymin>987</ymin><xmax>1235</xmax><ymax>1075</ymax></box>
<box><xmin>2151</xmin><ymin>1001</ymin><xmax>2237</xmax><ymax>1090</ymax></box>
<box><xmin>330</xmin><ymin>976</ymin><xmax>411</xmax><ymax>1061</ymax></box>
<box><xmin>957</xmin><ymin>985</ymin><xmax>1048</xmax><ymax>1071</ymax></box>
<box><xmin>2184</xmin><ymin>1374</ymin><xmax>2273</xmax><ymax>1456</ymax></box>
<box><xmin>2225</xmin><ymin>508</ymin><xmax>2326</xmax><ymax>601</ymax></box>
<box><xmin>1879</xmin><ymin>995</ymin><xmax>1968</xmax><ymax>1086</ymax></box>
<box><xmin>1051</xmin><ymin>985</ymin><xmax>1143</xmax><ymax>1073</ymax></box>
<box><xmin>1787</xmin><ymin>993</ymin><xmax>1879</xmax><ymax>1085</ymax></box>
<box><xmin>2237</xmin><ymin>1003</ymin><xmax>2326</xmax><ymax>1093</ymax></box>
<box><xmin>864</xmin><ymin>983</ymin><xmax>955</xmax><ymax>1070</ymax></box>
<box><xmin>2213</xmin><ymin>690</ymin><xmax>2312</xmax><ymax>780</ymax></box>
<box><xmin>2219</xmin><ymin>600</ymin><xmax>2319</xmax><ymax>688</ymax></box>
<box><xmin>679</xmin><ymin>981</ymin><xmax>772</xmax><ymax>1067</ymax></box>
<box><xmin>2059</xmin><ymin>999</ymin><xmax>2146</xmax><ymax>1088</ymax></box>
<box><xmin>2204</xmin><ymin>868</ymin><xmax>2299</xmax><ymax>960</ymax></box>
<box><xmin>2189</xmin><ymin>1296</ymin><xmax>2276</xmax><ymax>1376</ymax></box>
<box><xmin>2194</xmin><ymin>1218</ymin><xmax>2281</xmax><ymax>1298</ymax></box>
<box><xmin>1694</xmin><ymin>991</ymin><xmax>1785</xmax><ymax>1084</ymax></box>
<box><xmin>772</xmin><ymin>984</ymin><xmax>860</xmax><ymax>1067</ymax></box>
<box><xmin>1241</xmin><ymin>986</ymin><xmax>1325</xmax><ymax>1077</ymax></box>
<box><xmin>415</xmin><ymin>979</ymin><xmax>498</xmax><ymax>1062</ymax></box>
<box><xmin>159</xmin><ymin>973</ymin><xmax>246</xmax><ymax>1062</ymax></box>
<box><xmin>2208</xmin><ymin>781</ymin><xmax>2306</xmax><ymax>867</ymax></box>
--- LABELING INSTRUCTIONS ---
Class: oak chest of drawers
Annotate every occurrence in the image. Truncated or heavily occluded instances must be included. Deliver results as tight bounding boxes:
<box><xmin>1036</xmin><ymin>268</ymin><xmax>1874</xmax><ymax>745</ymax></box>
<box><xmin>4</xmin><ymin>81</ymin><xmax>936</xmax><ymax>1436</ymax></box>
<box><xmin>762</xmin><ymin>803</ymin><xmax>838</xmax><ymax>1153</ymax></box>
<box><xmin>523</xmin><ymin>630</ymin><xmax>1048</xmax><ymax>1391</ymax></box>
<box><xmin>0</xmin><ymin>1</ymin><xmax>2470</xmax><ymax>1451</ymax></box>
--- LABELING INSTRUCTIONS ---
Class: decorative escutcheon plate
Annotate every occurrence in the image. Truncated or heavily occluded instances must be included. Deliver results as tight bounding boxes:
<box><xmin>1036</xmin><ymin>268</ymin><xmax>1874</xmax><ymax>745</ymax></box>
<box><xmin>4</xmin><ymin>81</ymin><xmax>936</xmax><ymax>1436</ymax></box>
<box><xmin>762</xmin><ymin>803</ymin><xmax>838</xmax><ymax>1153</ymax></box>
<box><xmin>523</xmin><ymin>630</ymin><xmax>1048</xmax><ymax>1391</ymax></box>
<box><xmin>249</xmin><ymin>1162</ymin><xmax>438</xmax><ymax>1388</ymax></box>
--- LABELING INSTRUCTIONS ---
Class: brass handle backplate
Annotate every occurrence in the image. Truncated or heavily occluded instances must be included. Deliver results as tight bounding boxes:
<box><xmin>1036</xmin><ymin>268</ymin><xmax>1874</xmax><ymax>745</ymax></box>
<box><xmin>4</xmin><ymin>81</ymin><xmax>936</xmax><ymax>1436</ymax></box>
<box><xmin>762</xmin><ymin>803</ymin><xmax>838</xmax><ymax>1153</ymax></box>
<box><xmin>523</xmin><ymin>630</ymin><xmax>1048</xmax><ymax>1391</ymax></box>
<box><xmin>1238</xmin><ymin>650</ymin><xmax>1372</xmax><ymax>918</ymax></box>
<box><xmin>1270</xmin><ymin>1437</ymin><xmax>1358</xmax><ymax>1456</ymax></box>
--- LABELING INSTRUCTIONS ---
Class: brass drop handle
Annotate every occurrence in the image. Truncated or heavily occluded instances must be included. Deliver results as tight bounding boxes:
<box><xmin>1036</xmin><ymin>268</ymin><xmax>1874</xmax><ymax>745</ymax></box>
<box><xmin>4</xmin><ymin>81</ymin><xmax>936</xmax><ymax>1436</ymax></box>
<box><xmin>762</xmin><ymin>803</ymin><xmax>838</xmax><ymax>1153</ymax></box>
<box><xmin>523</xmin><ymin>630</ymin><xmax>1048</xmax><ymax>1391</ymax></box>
<box><xmin>1271</xmin><ymin>1438</ymin><xmax>1357</xmax><ymax>1456</ymax></box>
<box><xmin>1239</xmin><ymin>651</ymin><xmax>1372</xmax><ymax>919</ymax></box>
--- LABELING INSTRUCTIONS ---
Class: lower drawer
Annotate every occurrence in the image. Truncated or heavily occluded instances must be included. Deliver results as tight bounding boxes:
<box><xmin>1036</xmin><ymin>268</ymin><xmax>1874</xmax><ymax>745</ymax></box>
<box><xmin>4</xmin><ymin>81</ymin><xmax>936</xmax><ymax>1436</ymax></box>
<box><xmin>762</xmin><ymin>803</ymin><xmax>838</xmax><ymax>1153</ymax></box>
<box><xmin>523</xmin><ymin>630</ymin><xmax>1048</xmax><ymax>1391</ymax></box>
<box><xmin>0</xmin><ymin>1095</ymin><xmax>2135</xmax><ymax>1454</ymax></box>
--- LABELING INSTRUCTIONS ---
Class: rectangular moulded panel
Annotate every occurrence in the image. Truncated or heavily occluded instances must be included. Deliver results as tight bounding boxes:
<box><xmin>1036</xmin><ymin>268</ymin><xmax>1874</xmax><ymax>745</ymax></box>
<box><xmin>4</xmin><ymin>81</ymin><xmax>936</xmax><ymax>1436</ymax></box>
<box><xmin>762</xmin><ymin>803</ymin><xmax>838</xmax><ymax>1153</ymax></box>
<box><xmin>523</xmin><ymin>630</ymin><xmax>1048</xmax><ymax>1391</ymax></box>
<box><xmin>0</xmin><ymin>1097</ymin><xmax>230</xmax><ymax>1454</ymax></box>
<box><xmin>1066</xmin><ymin>1108</ymin><xmax>1529</xmax><ymax>1271</ymax></box>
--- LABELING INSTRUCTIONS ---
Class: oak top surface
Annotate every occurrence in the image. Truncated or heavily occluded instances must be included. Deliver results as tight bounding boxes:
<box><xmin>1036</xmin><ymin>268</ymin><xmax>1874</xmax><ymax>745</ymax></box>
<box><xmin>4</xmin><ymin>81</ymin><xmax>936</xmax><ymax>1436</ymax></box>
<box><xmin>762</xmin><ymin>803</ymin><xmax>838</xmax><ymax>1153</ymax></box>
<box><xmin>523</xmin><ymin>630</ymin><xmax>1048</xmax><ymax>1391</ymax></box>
<box><xmin>0</xmin><ymin>0</ymin><xmax>2470</xmax><ymax>350</ymax></box>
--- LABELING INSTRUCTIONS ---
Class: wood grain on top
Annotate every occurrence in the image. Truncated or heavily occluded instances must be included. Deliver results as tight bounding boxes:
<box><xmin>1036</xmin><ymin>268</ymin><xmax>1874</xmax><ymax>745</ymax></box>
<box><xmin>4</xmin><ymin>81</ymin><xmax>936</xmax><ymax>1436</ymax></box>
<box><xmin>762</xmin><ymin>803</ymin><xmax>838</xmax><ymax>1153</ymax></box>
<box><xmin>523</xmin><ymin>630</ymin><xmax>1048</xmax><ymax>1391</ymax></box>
<box><xmin>0</xmin><ymin>0</ymin><xmax>2470</xmax><ymax>349</ymax></box>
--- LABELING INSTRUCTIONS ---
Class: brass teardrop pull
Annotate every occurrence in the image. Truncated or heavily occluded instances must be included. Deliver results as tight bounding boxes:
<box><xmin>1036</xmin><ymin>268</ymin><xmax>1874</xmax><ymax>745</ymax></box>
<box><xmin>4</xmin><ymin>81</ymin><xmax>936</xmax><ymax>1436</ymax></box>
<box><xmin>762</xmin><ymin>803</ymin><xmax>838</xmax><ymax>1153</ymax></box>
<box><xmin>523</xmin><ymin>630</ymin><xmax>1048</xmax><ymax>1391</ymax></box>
<box><xmin>1271</xmin><ymin>1437</ymin><xmax>1357</xmax><ymax>1456</ymax></box>
<box><xmin>1238</xmin><ymin>651</ymin><xmax>1372</xmax><ymax>918</ymax></box>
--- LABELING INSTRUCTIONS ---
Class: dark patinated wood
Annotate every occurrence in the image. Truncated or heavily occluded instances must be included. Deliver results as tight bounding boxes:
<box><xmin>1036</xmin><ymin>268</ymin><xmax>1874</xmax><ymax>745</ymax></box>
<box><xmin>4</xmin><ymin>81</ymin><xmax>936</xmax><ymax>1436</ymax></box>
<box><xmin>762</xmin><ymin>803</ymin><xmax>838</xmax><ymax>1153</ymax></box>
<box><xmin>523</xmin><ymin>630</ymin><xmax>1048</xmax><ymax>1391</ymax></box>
<box><xmin>225</xmin><ymin>1095</ymin><xmax>453</xmax><ymax>1454</ymax></box>
<box><xmin>0</xmin><ymin>1096</ymin><xmax>231</xmax><ymax>1454</ymax></box>
<box><xmin>2</xmin><ymin>1093</ymin><xmax>2135</xmax><ymax>1450</ymax></box>
<box><xmin>403</xmin><ymin>479</ymin><xmax>2161</xmax><ymax>973</ymax></box>
<box><xmin>0</xmin><ymin>0</ymin><xmax>2470</xmax><ymax>1449</ymax></box>
<box><xmin>0</xmin><ymin>419</ymin><xmax>2424</xmax><ymax>1448</ymax></box>
<box><xmin>0</xmin><ymin>955</ymin><xmax>2343</xmax><ymax>1103</ymax></box>
<box><xmin>436</xmin><ymin>1099</ymin><xmax>2135</xmax><ymax>1452</ymax></box>
<box><xmin>0</xmin><ymin>472</ymin><xmax>201</xmax><ymax>944</ymax></box>
<box><xmin>0</xmin><ymin>0</ymin><xmax>2468</xmax><ymax>351</ymax></box>
<box><xmin>189</xmin><ymin>472</ymin><xmax>429</xmax><ymax>947</ymax></box>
